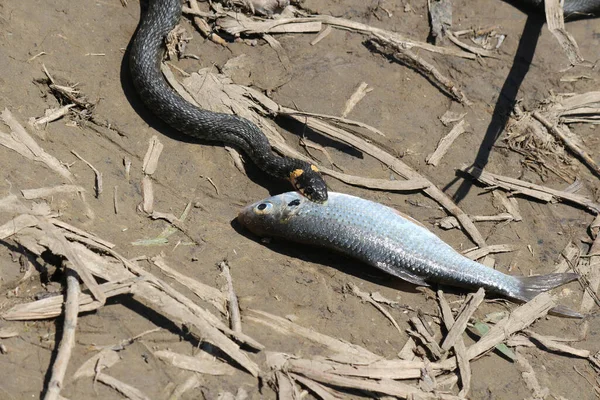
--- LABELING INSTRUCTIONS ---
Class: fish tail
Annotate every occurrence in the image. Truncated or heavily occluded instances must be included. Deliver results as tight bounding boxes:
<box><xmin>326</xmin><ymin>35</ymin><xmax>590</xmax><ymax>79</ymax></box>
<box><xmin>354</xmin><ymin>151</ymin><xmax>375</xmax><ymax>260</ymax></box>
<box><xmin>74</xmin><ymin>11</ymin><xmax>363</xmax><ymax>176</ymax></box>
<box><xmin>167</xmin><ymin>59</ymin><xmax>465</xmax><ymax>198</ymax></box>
<box><xmin>513</xmin><ymin>273</ymin><xmax>582</xmax><ymax>318</ymax></box>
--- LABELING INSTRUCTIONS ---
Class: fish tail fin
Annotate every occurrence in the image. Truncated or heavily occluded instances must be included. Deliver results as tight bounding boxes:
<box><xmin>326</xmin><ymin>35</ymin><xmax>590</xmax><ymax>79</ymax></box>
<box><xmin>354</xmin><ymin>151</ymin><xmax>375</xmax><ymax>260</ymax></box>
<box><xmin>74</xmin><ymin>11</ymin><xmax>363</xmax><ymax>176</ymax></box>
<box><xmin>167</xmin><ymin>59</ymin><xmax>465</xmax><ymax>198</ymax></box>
<box><xmin>513</xmin><ymin>273</ymin><xmax>583</xmax><ymax>318</ymax></box>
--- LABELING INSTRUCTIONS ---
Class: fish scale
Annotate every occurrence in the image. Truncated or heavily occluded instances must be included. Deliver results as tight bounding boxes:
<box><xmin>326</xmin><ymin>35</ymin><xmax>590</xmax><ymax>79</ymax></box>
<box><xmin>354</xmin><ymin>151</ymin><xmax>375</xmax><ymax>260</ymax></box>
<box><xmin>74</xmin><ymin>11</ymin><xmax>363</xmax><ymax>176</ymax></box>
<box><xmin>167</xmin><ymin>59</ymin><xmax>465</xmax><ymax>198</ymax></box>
<box><xmin>238</xmin><ymin>191</ymin><xmax>581</xmax><ymax>317</ymax></box>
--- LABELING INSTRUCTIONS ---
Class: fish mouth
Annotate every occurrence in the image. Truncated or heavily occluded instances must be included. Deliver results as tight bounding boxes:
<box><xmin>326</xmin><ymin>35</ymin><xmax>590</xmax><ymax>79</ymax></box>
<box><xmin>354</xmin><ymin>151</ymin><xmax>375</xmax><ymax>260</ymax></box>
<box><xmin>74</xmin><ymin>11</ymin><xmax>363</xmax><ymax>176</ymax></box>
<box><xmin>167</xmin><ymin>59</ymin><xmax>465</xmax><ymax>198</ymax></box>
<box><xmin>237</xmin><ymin>202</ymin><xmax>257</xmax><ymax>229</ymax></box>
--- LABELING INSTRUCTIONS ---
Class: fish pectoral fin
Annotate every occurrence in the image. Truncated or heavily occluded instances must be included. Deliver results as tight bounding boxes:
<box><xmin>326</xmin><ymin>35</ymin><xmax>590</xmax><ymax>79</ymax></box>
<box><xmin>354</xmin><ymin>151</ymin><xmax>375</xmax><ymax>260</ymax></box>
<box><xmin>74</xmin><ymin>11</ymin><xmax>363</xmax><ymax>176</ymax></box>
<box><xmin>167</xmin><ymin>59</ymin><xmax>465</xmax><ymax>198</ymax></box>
<box><xmin>376</xmin><ymin>262</ymin><xmax>429</xmax><ymax>287</ymax></box>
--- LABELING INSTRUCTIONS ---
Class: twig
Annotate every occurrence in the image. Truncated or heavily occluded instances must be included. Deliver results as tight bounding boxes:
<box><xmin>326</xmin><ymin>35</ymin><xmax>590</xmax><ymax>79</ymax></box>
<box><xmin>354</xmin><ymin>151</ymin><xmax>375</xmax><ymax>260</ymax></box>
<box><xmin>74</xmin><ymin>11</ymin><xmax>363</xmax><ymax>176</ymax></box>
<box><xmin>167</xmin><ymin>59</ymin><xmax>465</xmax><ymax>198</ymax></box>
<box><xmin>71</xmin><ymin>150</ymin><xmax>103</xmax><ymax>198</ymax></box>
<box><xmin>426</xmin><ymin>119</ymin><xmax>468</xmax><ymax>166</ymax></box>
<box><xmin>218</xmin><ymin>13</ymin><xmax>476</xmax><ymax>59</ymax></box>
<box><xmin>341</xmin><ymin>82</ymin><xmax>372</xmax><ymax>118</ymax></box>
<box><xmin>462</xmin><ymin>244</ymin><xmax>517</xmax><ymax>261</ymax></box>
<box><xmin>246</xmin><ymin>309</ymin><xmax>381</xmax><ymax>363</ymax></box>
<box><xmin>113</xmin><ymin>186</ymin><xmax>119</xmax><ymax>214</ymax></box>
<box><xmin>461</xmin><ymin>164</ymin><xmax>600</xmax><ymax>214</ymax></box>
<box><xmin>532</xmin><ymin>111</ymin><xmax>600</xmax><ymax>177</ymax></box>
<box><xmin>30</xmin><ymin>104</ymin><xmax>75</xmax><ymax>128</ymax></box>
<box><xmin>437</xmin><ymin>213</ymin><xmax>514</xmax><ymax>230</ymax></box>
<box><xmin>21</xmin><ymin>185</ymin><xmax>86</xmax><ymax>200</ymax></box>
<box><xmin>440</xmin><ymin>288</ymin><xmax>485</xmax><ymax>351</ymax></box>
<box><xmin>37</xmin><ymin>218</ymin><xmax>105</xmax><ymax>304</ymax></box>
<box><xmin>187</xmin><ymin>0</ymin><xmax>227</xmax><ymax>45</ymax></box>
<box><xmin>543</xmin><ymin>0</ymin><xmax>587</xmax><ymax>65</ymax></box>
<box><xmin>0</xmin><ymin>109</ymin><xmax>73</xmax><ymax>181</ymax></box>
<box><xmin>409</xmin><ymin>317</ymin><xmax>444</xmax><ymax>359</ymax></box>
<box><xmin>446</xmin><ymin>31</ymin><xmax>496</xmax><ymax>58</ymax></box>
<box><xmin>515</xmin><ymin>350</ymin><xmax>549</xmax><ymax>400</ymax></box>
<box><xmin>310</xmin><ymin>25</ymin><xmax>333</xmax><ymax>46</ymax></box>
<box><xmin>96</xmin><ymin>373</ymin><xmax>151</xmax><ymax>400</ymax></box>
<box><xmin>141</xmin><ymin>135</ymin><xmax>164</xmax><ymax>176</ymax></box>
<box><xmin>369</xmin><ymin>37</ymin><xmax>471</xmax><ymax>106</ymax></box>
<box><xmin>348</xmin><ymin>283</ymin><xmax>402</xmax><ymax>336</ymax></box>
<box><xmin>155</xmin><ymin>350</ymin><xmax>236</xmax><ymax>375</ymax></box>
<box><xmin>152</xmin><ymin>255</ymin><xmax>227</xmax><ymax>314</ymax></box>
<box><xmin>438</xmin><ymin>291</ymin><xmax>472</xmax><ymax>398</ymax></box>
<box><xmin>219</xmin><ymin>261</ymin><xmax>242</xmax><ymax>332</ymax></box>
<box><xmin>43</xmin><ymin>267</ymin><xmax>80</xmax><ymax>400</ymax></box>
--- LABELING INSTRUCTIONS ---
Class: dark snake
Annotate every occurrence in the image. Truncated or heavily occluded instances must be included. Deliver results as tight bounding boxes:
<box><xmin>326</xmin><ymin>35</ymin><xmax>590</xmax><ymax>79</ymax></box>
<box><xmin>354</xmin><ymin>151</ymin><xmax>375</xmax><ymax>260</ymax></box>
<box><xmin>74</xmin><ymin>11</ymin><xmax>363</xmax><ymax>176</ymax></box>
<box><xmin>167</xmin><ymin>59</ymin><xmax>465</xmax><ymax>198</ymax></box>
<box><xmin>521</xmin><ymin>0</ymin><xmax>600</xmax><ymax>15</ymax></box>
<box><xmin>129</xmin><ymin>0</ymin><xmax>328</xmax><ymax>202</ymax></box>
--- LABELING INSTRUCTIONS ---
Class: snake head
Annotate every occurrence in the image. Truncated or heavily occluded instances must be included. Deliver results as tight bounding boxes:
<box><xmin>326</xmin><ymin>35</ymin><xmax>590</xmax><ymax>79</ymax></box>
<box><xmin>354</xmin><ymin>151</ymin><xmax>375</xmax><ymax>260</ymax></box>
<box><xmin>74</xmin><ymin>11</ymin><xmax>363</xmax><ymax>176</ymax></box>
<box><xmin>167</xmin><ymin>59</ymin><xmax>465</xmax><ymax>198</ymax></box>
<box><xmin>289</xmin><ymin>165</ymin><xmax>328</xmax><ymax>203</ymax></box>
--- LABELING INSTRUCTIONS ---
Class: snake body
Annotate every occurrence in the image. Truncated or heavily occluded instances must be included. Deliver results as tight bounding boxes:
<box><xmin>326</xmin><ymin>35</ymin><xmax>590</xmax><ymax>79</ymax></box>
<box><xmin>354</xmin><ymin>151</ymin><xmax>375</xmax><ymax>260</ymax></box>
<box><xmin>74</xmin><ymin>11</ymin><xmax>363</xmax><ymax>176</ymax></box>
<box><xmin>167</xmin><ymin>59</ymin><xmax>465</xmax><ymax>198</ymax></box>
<box><xmin>519</xmin><ymin>0</ymin><xmax>600</xmax><ymax>15</ymax></box>
<box><xmin>129</xmin><ymin>0</ymin><xmax>328</xmax><ymax>202</ymax></box>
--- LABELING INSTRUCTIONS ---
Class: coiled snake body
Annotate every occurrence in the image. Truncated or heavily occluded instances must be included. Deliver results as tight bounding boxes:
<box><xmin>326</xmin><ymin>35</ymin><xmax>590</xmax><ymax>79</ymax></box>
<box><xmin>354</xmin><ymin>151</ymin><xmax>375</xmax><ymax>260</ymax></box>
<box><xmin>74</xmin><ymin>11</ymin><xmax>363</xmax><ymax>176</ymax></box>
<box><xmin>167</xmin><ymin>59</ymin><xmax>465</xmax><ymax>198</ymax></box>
<box><xmin>129</xmin><ymin>0</ymin><xmax>328</xmax><ymax>202</ymax></box>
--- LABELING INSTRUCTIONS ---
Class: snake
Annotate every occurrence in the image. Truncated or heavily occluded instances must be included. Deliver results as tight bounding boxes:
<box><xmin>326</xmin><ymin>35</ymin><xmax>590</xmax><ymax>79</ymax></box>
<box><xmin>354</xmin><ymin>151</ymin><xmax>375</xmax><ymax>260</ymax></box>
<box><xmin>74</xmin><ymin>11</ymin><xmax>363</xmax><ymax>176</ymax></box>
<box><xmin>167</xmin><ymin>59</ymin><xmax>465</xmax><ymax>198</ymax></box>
<box><xmin>519</xmin><ymin>0</ymin><xmax>600</xmax><ymax>15</ymax></box>
<box><xmin>129</xmin><ymin>0</ymin><xmax>328</xmax><ymax>202</ymax></box>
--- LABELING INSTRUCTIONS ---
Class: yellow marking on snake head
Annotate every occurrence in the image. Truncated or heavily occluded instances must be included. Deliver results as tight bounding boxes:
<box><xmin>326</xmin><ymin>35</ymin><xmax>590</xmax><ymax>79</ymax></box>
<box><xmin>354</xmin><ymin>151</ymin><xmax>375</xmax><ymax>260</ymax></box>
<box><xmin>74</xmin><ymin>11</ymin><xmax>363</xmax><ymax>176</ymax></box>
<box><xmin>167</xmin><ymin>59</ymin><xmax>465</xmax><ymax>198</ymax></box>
<box><xmin>290</xmin><ymin>169</ymin><xmax>304</xmax><ymax>181</ymax></box>
<box><xmin>310</xmin><ymin>165</ymin><xmax>319</xmax><ymax>172</ymax></box>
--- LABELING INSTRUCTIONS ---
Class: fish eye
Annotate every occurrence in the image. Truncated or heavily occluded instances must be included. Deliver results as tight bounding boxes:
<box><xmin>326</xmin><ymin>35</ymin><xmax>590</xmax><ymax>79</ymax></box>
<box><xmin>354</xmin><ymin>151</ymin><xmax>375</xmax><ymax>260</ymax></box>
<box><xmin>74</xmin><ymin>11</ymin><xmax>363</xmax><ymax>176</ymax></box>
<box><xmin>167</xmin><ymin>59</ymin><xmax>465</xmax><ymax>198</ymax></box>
<box><xmin>254</xmin><ymin>202</ymin><xmax>273</xmax><ymax>214</ymax></box>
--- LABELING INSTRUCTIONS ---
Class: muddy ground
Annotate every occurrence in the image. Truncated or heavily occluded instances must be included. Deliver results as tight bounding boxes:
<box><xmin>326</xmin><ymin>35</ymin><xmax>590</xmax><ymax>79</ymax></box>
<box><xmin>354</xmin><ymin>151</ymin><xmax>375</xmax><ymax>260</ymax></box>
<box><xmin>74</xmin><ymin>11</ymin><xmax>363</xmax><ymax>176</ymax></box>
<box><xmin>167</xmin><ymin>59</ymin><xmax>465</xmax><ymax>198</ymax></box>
<box><xmin>0</xmin><ymin>0</ymin><xmax>599</xmax><ymax>399</ymax></box>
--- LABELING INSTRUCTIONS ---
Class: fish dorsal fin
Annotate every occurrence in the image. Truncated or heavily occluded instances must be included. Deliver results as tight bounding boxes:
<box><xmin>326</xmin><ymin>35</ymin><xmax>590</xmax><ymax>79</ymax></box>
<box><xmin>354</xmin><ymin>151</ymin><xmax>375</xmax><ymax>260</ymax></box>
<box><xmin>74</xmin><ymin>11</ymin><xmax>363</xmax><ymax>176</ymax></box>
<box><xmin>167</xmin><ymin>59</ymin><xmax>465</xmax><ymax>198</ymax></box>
<box><xmin>376</xmin><ymin>262</ymin><xmax>429</xmax><ymax>287</ymax></box>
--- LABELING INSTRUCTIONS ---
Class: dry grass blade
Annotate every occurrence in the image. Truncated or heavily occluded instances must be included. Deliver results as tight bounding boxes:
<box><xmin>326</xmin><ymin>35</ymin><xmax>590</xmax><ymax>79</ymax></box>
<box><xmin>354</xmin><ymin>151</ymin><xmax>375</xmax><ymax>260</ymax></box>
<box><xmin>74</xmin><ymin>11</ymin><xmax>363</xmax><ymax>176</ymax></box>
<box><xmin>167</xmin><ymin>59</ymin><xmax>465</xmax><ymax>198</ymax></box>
<box><xmin>0</xmin><ymin>109</ymin><xmax>73</xmax><ymax>181</ymax></box>
<box><xmin>291</xmin><ymin>374</ymin><xmax>345</xmax><ymax>400</ymax></box>
<box><xmin>30</xmin><ymin>104</ymin><xmax>75</xmax><ymax>128</ymax></box>
<box><xmin>348</xmin><ymin>283</ymin><xmax>402</xmax><ymax>335</ymax></box>
<box><xmin>426</xmin><ymin>120</ymin><xmax>468</xmax><ymax>166</ymax></box>
<box><xmin>515</xmin><ymin>351</ymin><xmax>550</xmax><ymax>400</ymax></box>
<box><xmin>341</xmin><ymin>82</ymin><xmax>371</xmax><ymax>118</ymax></box>
<box><xmin>445</xmin><ymin>31</ymin><xmax>497</xmax><ymax>58</ymax></box>
<box><xmin>3</xmin><ymin>223</ymin><xmax>262</xmax><ymax>376</ymax></box>
<box><xmin>440</xmin><ymin>288</ymin><xmax>485</xmax><ymax>351</ymax></box>
<box><xmin>274</xmin><ymin>370</ymin><xmax>300</xmax><ymax>399</ymax></box>
<box><xmin>408</xmin><ymin>316</ymin><xmax>444</xmax><ymax>359</ymax></box>
<box><xmin>51</xmin><ymin>219</ymin><xmax>115</xmax><ymax>249</ymax></box>
<box><xmin>21</xmin><ymin>185</ymin><xmax>86</xmax><ymax>200</ymax></box>
<box><xmin>465</xmin><ymin>292</ymin><xmax>555</xmax><ymax>360</ymax></box>
<box><xmin>532</xmin><ymin>111</ymin><xmax>600</xmax><ymax>177</ymax></box>
<box><xmin>36</xmin><ymin>218</ymin><xmax>105</xmax><ymax>304</ymax></box>
<box><xmin>369</xmin><ymin>37</ymin><xmax>471</xmax><ymax>106</ymax></box>
<box><xmin>217</xmin><ymin>14</ymin><xmax>476</xmax><ymax>59</ymax></box>
<box><xmin>523</xmin><ymin>330</ymin><xmax>591</xmax><ymax>358</ymax></box>
<box><xmin>245</xmin><ymin>309</ymin><xmax>381</xmax><ymax>363</ymax></box>
<box><xmin>142</xmin><ymin>135</ymin><xmax>164</xmax><ymax>175</ymax></box>
<box><xmin>492</xmin><ymin>191</ymin><xmax>522</xmax><ymax>221</ymax></box>
<box><xmin>270</xmin><ymin>353</ymin><xmax>461</xmax><ymax>399</ymax></box>
<box><xmin>437</xmin><ymin>213</ymin><xmax>514</xmax><ymax>230</ymax></box>
<box><xmin>461</xmin><ymin>164</ymin><xmax>600</xmax><ymax>214</ymax></box>
<box><xmin>0</xmin><ymin>214</ymin><xmax>39</xmax><ymax>240</ymax></box>
<box><xmin>73</xmin><ymin>348</ymin><xmax>121</xmax><ymax>380</ymax></box>
<box><xmin>2</xmin><ymin>279</ymin><xmax>138</xmax><ymax>320</ymax></box>
<box><xmin>543</xmin><ymin>0</ymin><xmax>586</xmax><ymax>65</ymax></box>
<box><xmin>43</xmin><ymin>269</ymin><xmax>80</xmax><ymax>400</ymax></box>
<box><xmin>96</xmin><ymin>373</ymin><xmax>151</xmax><ymax>400</ymax></box>
<box><xmin>438</xmin><ymin>291</ymin><xmax>471</xmax><ymax>397</ymax></box>
<box><xmin>219</xmin><ymin>261</ymin><xmax>242</xmax><ymax>332</ymax></box>
<box><xmin>154</xmin><ymin>350</ymin><xmax>236</xmax><ymax>375</ymax></box>
<box><xmin>71</xmin><ymin>150</ymin><xmax>103</xmax><ymax>198</ymax></box>
<box><xmin>151</xmin><ymin>255</ymin><xmax>227</xmax><ymax>314</ymax></box>
<box><xmin>462</xmin><ymin>244</ymin><xmax>517</xmax><ymax>261</ymax></box>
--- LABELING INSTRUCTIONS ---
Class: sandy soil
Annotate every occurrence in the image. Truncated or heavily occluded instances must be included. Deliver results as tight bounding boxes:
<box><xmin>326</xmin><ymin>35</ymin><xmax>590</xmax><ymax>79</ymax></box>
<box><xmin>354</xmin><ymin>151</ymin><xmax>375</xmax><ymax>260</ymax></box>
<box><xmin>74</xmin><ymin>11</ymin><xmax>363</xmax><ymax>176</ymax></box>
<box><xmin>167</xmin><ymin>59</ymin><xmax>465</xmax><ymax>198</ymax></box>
<box><xmin>0</xmin><ymin>0</ymin><xmax>599</xmax><ymax>399</ymax></box>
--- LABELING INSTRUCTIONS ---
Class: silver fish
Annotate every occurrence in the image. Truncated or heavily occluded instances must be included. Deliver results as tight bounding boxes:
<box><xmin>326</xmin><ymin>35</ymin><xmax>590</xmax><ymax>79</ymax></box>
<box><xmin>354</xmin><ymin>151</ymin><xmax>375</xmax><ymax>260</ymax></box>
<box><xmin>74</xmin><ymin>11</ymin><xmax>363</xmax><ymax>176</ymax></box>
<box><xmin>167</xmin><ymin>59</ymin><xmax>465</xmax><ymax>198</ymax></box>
<box><xmin>238</xmin><ymin>191</ymin><xmax>581</xmax><ymax>317</ymax></box>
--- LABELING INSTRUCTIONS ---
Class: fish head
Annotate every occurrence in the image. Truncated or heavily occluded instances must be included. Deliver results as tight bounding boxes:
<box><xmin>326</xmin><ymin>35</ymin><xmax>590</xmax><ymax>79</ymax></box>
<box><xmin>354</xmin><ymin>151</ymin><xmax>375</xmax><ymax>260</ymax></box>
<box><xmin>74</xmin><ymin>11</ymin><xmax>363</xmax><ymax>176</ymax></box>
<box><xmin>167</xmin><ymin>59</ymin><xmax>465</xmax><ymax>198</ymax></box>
<box><xmin>238</xmin><ymin>191</ymin><xmax>306</xmax><ymax>237</ymax></box>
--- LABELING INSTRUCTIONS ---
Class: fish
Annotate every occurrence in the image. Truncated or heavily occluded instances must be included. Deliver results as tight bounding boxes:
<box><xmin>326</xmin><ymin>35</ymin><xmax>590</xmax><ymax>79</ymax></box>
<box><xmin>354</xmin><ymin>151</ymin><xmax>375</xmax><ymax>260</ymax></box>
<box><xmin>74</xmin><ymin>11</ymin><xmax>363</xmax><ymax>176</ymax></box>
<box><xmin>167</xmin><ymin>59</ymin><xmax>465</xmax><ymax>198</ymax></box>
<box><xmin>238</xmin><ymin>191</ymin><xmax>581</xmax><ymax>318</ymax></box>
